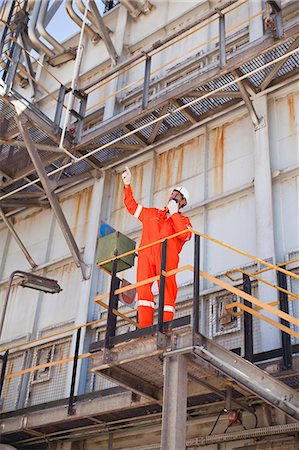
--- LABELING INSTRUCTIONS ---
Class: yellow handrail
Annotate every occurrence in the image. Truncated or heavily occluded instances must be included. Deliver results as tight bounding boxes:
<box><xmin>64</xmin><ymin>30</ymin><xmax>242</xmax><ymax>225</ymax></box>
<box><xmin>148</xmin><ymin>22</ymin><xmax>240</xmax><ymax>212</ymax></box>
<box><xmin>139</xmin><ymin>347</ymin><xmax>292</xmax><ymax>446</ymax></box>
<box><xmin>5</xmin><ymin>260</ymin><xmax>299</xmax><ymax>381</ymax></box>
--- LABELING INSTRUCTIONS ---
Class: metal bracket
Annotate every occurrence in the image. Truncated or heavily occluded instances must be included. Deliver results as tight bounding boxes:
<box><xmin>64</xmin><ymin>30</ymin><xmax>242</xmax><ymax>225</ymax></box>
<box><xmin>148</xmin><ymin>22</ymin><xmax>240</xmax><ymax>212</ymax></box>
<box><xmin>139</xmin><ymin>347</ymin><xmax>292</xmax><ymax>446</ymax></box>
<box><xmin>265</xmin><ymin>1</ymin><xmax>283</xmax><ymax>39</ymax></box>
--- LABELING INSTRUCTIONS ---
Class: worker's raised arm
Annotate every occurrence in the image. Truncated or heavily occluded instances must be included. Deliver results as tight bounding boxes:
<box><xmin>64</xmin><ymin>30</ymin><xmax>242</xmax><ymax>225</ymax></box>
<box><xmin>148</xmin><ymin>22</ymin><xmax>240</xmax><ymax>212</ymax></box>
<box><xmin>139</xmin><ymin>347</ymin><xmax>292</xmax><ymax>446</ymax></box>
<box><xmin>122</xmin><ymin>167</ymin><xmax>143</xmax><ymax>220</ymax></box>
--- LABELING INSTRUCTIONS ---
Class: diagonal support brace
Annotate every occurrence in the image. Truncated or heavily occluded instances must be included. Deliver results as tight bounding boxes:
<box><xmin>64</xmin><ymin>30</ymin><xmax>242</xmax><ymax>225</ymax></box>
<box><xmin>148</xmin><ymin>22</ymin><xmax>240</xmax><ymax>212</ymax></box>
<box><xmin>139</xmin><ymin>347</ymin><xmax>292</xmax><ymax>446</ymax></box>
<box><xmin>89</xmin><ymin>1</ymin><xmax>119</xmax><ymax>65</ymax></box>
<box><xmin>15</xmin><ymin>113</ymin><xmax>89</xmax><ymax>279</ymax></box>
<box><xmin>233</xmin><ymin>71</ymin><xmax>260</xmax><ymax>129</ymax></box>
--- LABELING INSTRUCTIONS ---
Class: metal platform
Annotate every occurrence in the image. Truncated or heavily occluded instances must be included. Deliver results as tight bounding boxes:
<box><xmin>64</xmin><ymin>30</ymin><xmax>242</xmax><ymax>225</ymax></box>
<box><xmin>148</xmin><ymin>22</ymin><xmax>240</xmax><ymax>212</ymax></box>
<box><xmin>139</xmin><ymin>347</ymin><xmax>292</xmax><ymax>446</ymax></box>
<box><xmin>91</xmin><ymin>326</ymin><xmax>299</xmax><ymax>422</ymax></box>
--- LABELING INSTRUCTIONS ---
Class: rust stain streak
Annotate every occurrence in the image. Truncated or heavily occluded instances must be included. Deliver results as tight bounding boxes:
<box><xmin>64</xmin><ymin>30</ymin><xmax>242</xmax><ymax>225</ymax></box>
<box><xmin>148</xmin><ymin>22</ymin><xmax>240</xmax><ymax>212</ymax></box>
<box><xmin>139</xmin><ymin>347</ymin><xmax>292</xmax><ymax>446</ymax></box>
<box><xmin>155</xmin><ymin>153</ymin><xmax>162</xmax><ymax>192</ymax></box>
<box><xmin>73</xmin><ymin>192</ymin><xmax>82</xmax><ymax>237</ymax></box>
<box><xmin>84</xmin><ymin>186</ymin><xmax>93</xmax><ymax>224</ymax></box>
<box><xmin>213</xmin><ymin>126</ymin><xmax>225</xmax><ymax>194</ymax></box>
<box><xmin>288</xmin><ymin>95</ymin><xmax>295</xmax><ymax>133</ymax></box>
<box><xmin>176</xmin><ymin>144</ymin><xmax>184</xmax><ymax>183</ymax></box>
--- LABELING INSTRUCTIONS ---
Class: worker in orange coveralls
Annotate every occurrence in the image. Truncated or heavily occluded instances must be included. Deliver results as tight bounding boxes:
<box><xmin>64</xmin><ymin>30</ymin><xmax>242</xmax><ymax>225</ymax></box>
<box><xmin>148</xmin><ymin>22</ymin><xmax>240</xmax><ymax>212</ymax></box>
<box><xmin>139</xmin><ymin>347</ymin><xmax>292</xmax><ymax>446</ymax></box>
<box><xmin>122</xmin><ymin>166</ymin><xmax>192</xmax><ymax>328</ymax></box>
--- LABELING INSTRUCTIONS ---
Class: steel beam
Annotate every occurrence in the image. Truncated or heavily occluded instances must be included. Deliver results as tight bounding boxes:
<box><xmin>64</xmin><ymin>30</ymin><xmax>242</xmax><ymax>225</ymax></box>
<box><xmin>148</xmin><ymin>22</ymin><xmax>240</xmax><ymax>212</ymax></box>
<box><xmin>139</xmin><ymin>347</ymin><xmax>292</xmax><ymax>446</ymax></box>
<box><xmin>218</xmin><ymin>12</ymin><xmax>226</xmax><ymax>68</ymax></box>
<box><xmin>172</xmin><ymin>99</ymin><xmax>198</xmax><ymax>124</ymax></box>
<box><xmin>0</xmin><ymin>139</ymin><xmax>65</xmax><ymax>153</ymax></box>
<box><xmin>100</xmin><ymin>366</ymin><xmax>162</xmax><ymax>401</ymax></box>
<box><xmin>147</xmin><ymin>104</ymin><xmax>169</xmax><ymax>144</ymax></box>
<box><xmin>142</xmin><ymin>56</ymin><xmax>151</xmax><ymax>110</ymax></box>
<box><xmin>233</xmin><ymin>70</ymin><xmax>260</xmax><ymax>128</ymax></box>
<box><xmin>161</xmin><ymin>354</ymin><xmax>188</xmax><ymax>450</ymax></box>
<box><xmin>123</xmin><ymin>124</ymin><xmax>147</xmax><ymax>146</ymax></box>
<box><xmin>89</xmin><ymin>1</ymin><xmax>119</xmax><ymax>65</ymax></box>
<box><xmin>15</xmin><ymin>113</ymin><xmax>88</xmax><ymax>279</ymax></box>
<box><xmin>0</xmin><ymin>207</ymin><xmax>37</xmax><ymax>268</ymax></box>
<box><xmin>192</xmin><ymin>335</ymin><xmax>299</xmax><ymax>421</ymax></box>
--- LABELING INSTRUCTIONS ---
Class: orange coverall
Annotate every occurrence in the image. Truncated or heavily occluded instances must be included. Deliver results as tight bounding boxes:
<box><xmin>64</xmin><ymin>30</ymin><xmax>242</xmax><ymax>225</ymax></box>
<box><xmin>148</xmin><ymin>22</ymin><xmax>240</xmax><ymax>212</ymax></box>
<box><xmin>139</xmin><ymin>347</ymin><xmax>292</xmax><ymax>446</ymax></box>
<box><xmin>124</xmin><ymin>186</ymin><xmax>192</xmax><ymax>328</ymax></box>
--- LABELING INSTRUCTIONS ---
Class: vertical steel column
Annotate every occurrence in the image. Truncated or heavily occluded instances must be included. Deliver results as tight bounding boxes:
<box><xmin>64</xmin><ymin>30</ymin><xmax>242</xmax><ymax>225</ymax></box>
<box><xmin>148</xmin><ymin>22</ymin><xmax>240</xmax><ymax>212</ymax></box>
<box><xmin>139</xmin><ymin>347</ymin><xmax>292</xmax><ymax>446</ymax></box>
<box><xmin>243</xmin><ymin>273</ymin><xmax>254</xmax><ymax>362</ymax></box>
<box><xmin>161</xmin><ymin>354</ymin><xmax>188</xmax><ymax>450</ymax></box>
<box><xmin>0</xmin><ymin>351</ymin><xmax>8</xmax><ymax>398</ymax></box>
<box><xmin>277</xmin><ymin>271</ymin><xmax>292</xmax><ymax>370</ymax></box>
<box><xmin>54</xmin><ymin>85</ymin><xmax>66</xmax><ymax>131</ymax></box>
<box><xmin>68</xmin><ymin>327</ymin><xmax>81</xmax><ymax>415</ymax></box>
<box><xmin>3</xmin><ymin>43</ymin><xmax>22</xmax><ymax>95</ymax></box>
<box><xmin>74</xmin><ymin>90</ymin><xmax>88</xmax><ymax>144</ymax></box>
<box><xmin>158</xmin><ymin>240</ymin><xmax>167</xmax><ymax>334</ymax></box>
<box><xmin>193</xmin><ymin>234</ymin><xmax>200</xmax><ymax>337</ymax></box>
<box><xmin>104</xmin><ymin>258</ymin><xmax>120</xmax><ymax>349</ymax></box>
<box><xmin>142</xmin><ymin>55</ymin><xmax>151</xmax><ymax>110</ymax></box>
<box><xmin>218</xmin><ymin>12</ymin><xmax>226</xmax><ymax>68</ymax></box>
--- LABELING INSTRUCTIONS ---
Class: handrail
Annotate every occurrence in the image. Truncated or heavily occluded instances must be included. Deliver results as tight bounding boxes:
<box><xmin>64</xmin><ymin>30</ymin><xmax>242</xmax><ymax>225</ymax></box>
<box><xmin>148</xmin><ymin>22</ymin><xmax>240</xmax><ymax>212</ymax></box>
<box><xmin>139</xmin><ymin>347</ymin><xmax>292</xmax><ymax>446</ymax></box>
<box><xmin>85</xmin><ymin>6</ymin><xmax>265</xmax><ymax>112</ymax></box>
<box><xmin>0</xmin><ymin>307</ymin><xmax>136</xmax><ymax>353</ymax></box>
<box><xmin>5</xmin><ymin>261</ymin><xmax>299</xmax><ymax>381</ymax></box>
<box><xmin>97</xmin><ymin>228</ymin><xmax>299</xmax><ymax>282</ymax></box>
<box><xmin>226</xmin><ymin>257</ymin><xmax>299</xmax><ymax>281</ymax></box>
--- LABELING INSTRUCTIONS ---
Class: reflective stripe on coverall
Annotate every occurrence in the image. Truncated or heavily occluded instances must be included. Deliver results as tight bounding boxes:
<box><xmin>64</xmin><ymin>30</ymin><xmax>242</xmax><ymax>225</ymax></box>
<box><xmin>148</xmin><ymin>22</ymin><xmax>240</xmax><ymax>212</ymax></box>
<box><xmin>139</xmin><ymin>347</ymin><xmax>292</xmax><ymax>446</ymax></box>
<box><xmin>124</xmin><ymin>186</ymin><xmax>192</xmax><ymax>328</ymax></box>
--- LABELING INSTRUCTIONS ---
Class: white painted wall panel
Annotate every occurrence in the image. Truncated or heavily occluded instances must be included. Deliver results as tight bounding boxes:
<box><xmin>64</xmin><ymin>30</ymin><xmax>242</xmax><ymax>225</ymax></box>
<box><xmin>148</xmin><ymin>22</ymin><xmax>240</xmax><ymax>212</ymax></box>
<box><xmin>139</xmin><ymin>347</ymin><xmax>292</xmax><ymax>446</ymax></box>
<box><xmin>1</xmin><ymin>209</ymin><xmax>53</xmax><ymax>279</ymax></box>
<box><xmin>206</xmin><ymin>193</ymin><xmax>256</xmax><ymax>275</ymax></box>
<box><xmin>37</xmin><ymin>262</ymin><xmax>81</xmax><ymax>330</ymax></box>
<box><xmin>0</xmin><ymin>284</ymin><xmax>38</xmax><ymax>341</ymax></box>
<box><xmin>49</xmin><ymin>187</ymin><xmax>93</xmax><ymax>261</ymax></box>
<box><xmin>273</xmin><ymin>175</ymin><xmax>299</xmax><ymax>261</ymax></box>
<box><xmin>208</xmin><ymin>116</ymin><xmax>254</xmax><ymax>197</ymax></box>
<box><xmin>269</xmin><ymin>90</ymin><xmax>299</xmax><ymax>171</ymax></box>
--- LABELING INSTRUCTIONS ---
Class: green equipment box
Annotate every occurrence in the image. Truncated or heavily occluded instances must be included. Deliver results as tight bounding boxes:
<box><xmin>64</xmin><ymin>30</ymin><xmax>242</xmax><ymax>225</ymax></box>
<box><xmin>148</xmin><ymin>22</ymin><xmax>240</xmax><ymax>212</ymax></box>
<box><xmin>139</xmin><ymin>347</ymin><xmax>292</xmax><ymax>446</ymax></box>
<box><xmin>96</xmin><ymin>231</ymin><xmax>136</xmax><ymax>274</ymax></box>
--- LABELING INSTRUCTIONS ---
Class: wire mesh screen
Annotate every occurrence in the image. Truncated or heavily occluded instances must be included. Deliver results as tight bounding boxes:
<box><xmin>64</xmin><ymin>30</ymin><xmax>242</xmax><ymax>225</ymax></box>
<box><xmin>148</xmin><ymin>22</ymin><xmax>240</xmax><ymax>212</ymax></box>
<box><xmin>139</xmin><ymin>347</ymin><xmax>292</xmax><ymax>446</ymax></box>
<box><xmin>25</xmin><ymin>338</ymin><xmax>71</xmax><ymax>407</ymax></box>
<box><xmin>86</xmin><ymin>329</ymin><xmax>117</xmax><ymax>393</ymax></box>
<box><xmin>205</xmin><ymin>284</ymin><xmax>259</xmax><ymax>354</ymax></box>
<box><xmin>1</xmin><ymin>351</ymin><xmax>26</xmax><ymax>413</ymax></box>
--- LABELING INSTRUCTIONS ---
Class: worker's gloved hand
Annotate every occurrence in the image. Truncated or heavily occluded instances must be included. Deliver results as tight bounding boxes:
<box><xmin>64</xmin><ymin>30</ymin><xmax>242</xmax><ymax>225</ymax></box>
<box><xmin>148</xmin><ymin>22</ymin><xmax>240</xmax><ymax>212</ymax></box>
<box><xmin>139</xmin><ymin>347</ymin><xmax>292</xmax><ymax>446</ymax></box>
<box><xmin>122</xmin><ymin>166</ymin><xmax>131</xmax><ymax>186</ymax></box>
<box><xmin>167</xmin><ymin>199</ymin><xmax>179</xmax><ymax>215</ymax></box>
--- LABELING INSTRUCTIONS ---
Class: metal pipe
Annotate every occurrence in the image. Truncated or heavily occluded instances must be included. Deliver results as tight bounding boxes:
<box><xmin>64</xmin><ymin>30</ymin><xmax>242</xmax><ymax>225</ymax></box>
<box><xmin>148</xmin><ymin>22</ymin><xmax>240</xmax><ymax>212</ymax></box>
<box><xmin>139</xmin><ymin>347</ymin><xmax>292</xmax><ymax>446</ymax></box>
<box><xmin>76</xmin><ymin>0</ymin><xmax>99</xmax><ymax>30</ymax></box>
<box><xmin>120</xmin><ymin>0</ymin><xmax>140</xmax><ymax>19</ymax></box>
<box><xmin>36</xmin><ymin>0</ymin><xmax>65</xmax><ymax>54</ymax></box>
<box><xmin>27</xmin><ymin>1</ymin><xmax>54</xmax><ymax>57</ymax></box>
<box><xmin>65</xmin><ymin>0</ymin><xmax>100</xmax><ymax>42</ymax></box>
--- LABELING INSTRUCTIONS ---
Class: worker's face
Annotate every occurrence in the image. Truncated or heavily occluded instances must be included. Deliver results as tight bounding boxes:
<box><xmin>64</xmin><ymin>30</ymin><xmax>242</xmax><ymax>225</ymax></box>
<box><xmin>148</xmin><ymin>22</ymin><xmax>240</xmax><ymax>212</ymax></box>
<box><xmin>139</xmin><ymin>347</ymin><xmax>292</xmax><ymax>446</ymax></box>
<box><xmin>169</xmin><ymin>190</ymin><xmax>187</xmax><ymax>209</ymax></box>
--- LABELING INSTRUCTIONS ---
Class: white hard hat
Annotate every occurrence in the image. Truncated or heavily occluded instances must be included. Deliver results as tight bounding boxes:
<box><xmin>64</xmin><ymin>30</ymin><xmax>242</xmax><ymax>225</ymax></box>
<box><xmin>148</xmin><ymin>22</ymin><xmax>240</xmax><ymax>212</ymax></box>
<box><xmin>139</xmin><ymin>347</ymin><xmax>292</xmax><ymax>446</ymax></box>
<box><xmin>172</xmin><ymin>186</ymin><xmax>189</xmax><ymax>205</ymax></box>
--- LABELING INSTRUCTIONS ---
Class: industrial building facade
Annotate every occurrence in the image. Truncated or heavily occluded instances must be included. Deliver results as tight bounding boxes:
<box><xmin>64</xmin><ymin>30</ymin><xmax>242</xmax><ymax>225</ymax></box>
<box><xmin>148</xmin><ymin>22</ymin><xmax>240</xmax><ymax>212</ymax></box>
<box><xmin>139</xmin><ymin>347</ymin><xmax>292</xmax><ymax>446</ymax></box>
<box><xmin>0</xmin><ymin>0</ymin><xmax>298</xmax><ymax>449</ymax></box>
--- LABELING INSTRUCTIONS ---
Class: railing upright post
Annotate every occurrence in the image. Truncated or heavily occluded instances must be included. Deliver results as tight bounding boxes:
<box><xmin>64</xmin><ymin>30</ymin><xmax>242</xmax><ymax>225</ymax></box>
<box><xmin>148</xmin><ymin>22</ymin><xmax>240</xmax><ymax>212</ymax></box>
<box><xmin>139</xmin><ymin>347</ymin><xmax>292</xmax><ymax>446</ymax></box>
<box><xmin>242</xmin><ymin>273</ymin><xmax>254</xmax><ymax>363</ymax></box>
<box><xmin>142</xmin><ymin>55</ymin><xmax>151</xmax><ymax>110</ymax></box>
<box><xmin>218</xmin><ymin>12</ymin><xmax>226</xmax><ymax>68</ymax></box>
<box><xmin>104</xmin><ymin>257</ymin><xmax>120</xmax><ymax>350</ymax></box>
<box><xmin>68</xmin><ymin>327</ymin><xmax>81</xmax><ymax>415</ymax></box>
<box><xmin>158</xmin><ymin>240</ymin><xmax>167</xmax><ymax>334</ymax></box>
<box><xmin>193</xmin><ymin>234</ymin><xmax>201</xmax><ymax>337</ymax></box>
<box><xmin>277</xmin><ymin>271</ymin><xmax>292</xmax><ymax>370</ymax></box>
